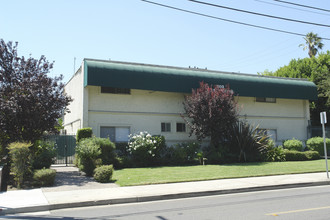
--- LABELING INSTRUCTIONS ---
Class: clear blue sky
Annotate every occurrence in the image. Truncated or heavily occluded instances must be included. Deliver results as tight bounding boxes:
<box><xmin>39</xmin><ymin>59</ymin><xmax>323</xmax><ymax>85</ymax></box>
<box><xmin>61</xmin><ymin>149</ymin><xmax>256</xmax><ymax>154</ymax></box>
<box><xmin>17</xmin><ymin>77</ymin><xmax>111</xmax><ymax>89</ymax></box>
<box><xmin>1</xmin><ymin>0</ymin><xmax>329</xmax><ymax>82</ymax></box>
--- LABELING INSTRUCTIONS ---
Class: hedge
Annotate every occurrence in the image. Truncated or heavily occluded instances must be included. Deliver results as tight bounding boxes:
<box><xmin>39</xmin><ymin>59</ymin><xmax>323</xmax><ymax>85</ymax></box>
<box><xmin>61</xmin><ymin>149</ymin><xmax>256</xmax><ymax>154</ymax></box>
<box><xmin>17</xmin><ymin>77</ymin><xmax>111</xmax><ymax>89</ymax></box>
<box><xmin>306</xmin><ymin>137</ymin><xmax>330</xmax><ymax>156</ymax></box>
<box><xmin>284</xmin><ymin>150</ymin><xmax>320</xmax><ymax>161</ymax></box>
<box><xmin>76</xmin><ymin>127</ymin><xmax>93</xmax><ymax>142</ymax></box>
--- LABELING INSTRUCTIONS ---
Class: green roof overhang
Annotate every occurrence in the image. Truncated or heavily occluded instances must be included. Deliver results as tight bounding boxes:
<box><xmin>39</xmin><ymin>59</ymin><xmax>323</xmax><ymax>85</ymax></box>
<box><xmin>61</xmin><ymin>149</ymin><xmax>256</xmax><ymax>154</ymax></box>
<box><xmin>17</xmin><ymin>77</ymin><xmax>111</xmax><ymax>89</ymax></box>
<box><xmin>84</xmin><ymin>59</ymin><xmax>318</xmax><ymax>100</ymax></box>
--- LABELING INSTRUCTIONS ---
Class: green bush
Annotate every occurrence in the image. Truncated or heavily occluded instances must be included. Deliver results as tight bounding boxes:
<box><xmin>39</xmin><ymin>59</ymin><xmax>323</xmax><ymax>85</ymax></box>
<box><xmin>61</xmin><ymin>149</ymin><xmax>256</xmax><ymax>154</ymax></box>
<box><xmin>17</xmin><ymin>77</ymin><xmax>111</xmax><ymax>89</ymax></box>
<box><xmin>93</xmin><ymin>165</ymin><xmax>114</xmax><ymax>183</ymax></box>
<box><xmin>76</xmin><ymin>127</ymin><xmax>93</xmax><ymax>142</ymax></box>
<box><xmin>75</xmin><ymin>138</ymin><xmax>101</xmax><ymax>176</ymax></box>
<box><xmin>304</xmin><ymin>151</ymin><xmax>320</xmax><ymax>160</ymax></box>
<box><xmin>113</xmin><ymin>156</ymin><xmax>133</xmax><ymax>169</ymax></box>
<box><xmin>33</xmin><ymin>168</ymin><xmax>56</xmax><ymax>186</ymax></box>
<box><xmin>93</xmin><ymin>138</ymin><xmax>116</xmax><ymax>165</ymax></box>
<box><xmin>7</xmin><ymin>142</ymin><xmax>32</xmax><ymax>188</ymax></box>
<box><xmin>262</xmin><ymin>140</ymin><xmax>286</xmax><ymax>162</ymax></box>
<box><xmin>128</xmin><ymin>132</ymin><xmax>166</xmax><ymax>167</ymax></box>
<box><xmin>164</xmin><ymin>142</ymin><xmax>201</xmax><ymax>165</ymax></box>
<box><xmin>115</xmin><ymin>143</ymin><xmax>129</xmax><ymax>157</ymax></box>
<box><xmin>283</xmin><ymin>138</ymin><xmax>303</xmax><ymax>151</ymax></box>
<box><xmin>227</xmin><ymin>121</ymin><xmax>270</xmax><ymax>162</ymax></box>
<box><xmin>284</xmin><ymin>150</ymin><xmax>320</xmax><ymax>161</ymax></box>
<box><xmin>284</xmin><ymin>150</ymin><xmax>306</xmax><ymax>161</ymax></box>
<box><xmin>306</xmin><ymin>137</ymin><xmax>330</xmax><ymax>156</ymax></box>
<box><xmin>32</xmin><ymin>140</ymin><xmax>56</xmax><ymax>169</ymax></box>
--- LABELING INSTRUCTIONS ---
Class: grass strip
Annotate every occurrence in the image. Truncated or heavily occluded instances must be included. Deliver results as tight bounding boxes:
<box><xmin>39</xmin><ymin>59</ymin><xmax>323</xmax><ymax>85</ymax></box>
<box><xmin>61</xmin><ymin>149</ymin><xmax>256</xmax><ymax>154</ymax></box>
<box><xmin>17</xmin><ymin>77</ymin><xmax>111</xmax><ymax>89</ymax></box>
<box><xmin>113</xmin><ymin>160</ymin><xmax>326</xmax><ymax>186</ymax></box>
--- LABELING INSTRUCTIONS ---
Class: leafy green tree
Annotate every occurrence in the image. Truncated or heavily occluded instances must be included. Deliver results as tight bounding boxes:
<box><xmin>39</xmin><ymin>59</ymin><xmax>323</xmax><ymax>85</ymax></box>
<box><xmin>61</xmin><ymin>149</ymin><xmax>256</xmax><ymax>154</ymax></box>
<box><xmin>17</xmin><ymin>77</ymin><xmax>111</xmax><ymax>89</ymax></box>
<box><xmin>261</xmin><ymin>51</ymin><xmax>330</xmax><ymax>125</ymax></box>
<box><xmin>182</xmin><ymin>82</ymin><xmax>239</xmax><ymax>148</ymax></box>
<box><xmin>0</xmin><ymin>39</ymin><xmax>72</xmax><ymax>151</ymax></box>
<box><xmin>299</xmin><ymin>32</ymin><xmax>324</xmax><ymax>58</ymax></box>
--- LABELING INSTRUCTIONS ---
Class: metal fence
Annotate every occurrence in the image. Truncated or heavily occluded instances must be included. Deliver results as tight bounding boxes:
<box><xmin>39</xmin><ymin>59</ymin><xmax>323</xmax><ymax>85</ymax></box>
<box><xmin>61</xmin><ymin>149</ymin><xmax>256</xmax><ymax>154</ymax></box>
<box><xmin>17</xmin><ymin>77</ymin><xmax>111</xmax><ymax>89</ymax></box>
<box><xmin>308</xmin><ymin>126</ymin><xmax>330</xmax><ymax>138</ymax></box>
<box><xmin>45</xmin><ymin>135</ymin><xmax>76</xmax><ymax>165</ymax></box>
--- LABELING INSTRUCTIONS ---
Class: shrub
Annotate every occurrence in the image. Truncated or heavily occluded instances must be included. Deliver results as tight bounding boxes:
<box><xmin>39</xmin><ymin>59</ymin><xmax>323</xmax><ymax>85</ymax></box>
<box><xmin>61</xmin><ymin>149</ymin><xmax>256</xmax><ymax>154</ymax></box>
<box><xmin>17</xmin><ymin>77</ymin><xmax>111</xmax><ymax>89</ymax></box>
<box><xmin>284</xmin><ymin>150</ymin><xmax>306</xmax><ymax>161</ymax></box>
<box><xmin>128</xmin><ymin>131</ymin><xmax>166</xmax><ymax>167</ymax></box>
<box><xmin>93</xmin><ymin>165</ymin><xmax>114</xmax><ymax>183</ymax></box>
<box><xmin>75</xmin><ymin>138</ymin><xmax>101</xmax><ymax>176</ymax></box>
<box><xmin>115</xmin><ymin>143</ymin><xmax>129</xmax><ymax>157</ymax></box>
<box><xmin>204</xmin><ymin>145</ymin><xmax>226</xmax><ymax>164</ymax></box>
<box><xmin>33</xmin><ymin>168</ymin><xmax>56</xmax><ymax>186</ymax></box>
<box><xmin>93</xmin><ymin>137</ymin><xmax>116</xmax><ymax>165</ymax></box>
<box><xmin>76</xmin><ymin>127</ymin><xmax>93</xmax><ymax>142</ymax></box>
<box><xmin>284</xmin><ymin>150</ymin><xmax>320</xmax><ymax>161</ymax></box>
<box><xmin>7</xmin><ymin>142</ymin><xmax>32</xmax><ymax>188</ymax></box>
<box><xmin>32</xmin><ymin>140</ymin><xmax>56</xmax><ymax>169</ymax></box>
<box><xmin>113</xmin><ymin>156</ymin><xmax>133</xmax><ymax>169</ymax></box>
<box><xmin>262</xmin><ymin>140</ymin><xmax>286</xmax><ymax>162</ymax></box>
<box><xmin>227</xmin><ymin>121</ymin><xmax>270</xmax><ymax>162</ymax></box>
<box><xmin>283</xmin><ymin>138</ymin><xmax>303</xmax><ymax>151</ymax></box>
<box><xmin>165</xmin><ymin>142</ymin><xmax>201</xmax><ymax>165</ymax></box>
<box><xmin>304</xmin><ymin>151</ymin><xmax>320</xmax><ymax>160</ymax></box>
<box><xmin>306</xmin><ymin>137</ymin><xmax>330</xmax><ymax>156</ymax></box>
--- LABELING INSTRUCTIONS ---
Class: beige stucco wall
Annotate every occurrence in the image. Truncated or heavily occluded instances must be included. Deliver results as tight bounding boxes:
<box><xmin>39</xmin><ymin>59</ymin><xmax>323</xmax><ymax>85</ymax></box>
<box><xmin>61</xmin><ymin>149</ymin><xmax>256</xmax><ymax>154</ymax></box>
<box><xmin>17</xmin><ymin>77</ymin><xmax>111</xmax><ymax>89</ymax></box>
<box><xmin>87</xmin><ymin>86</ymin><xmax>196</xmax><ymax>145</ymax></box>
<box><xmin>85</xmin><ymin>86</ymin><xmax>310</xmax><ymax>145</ymax></box>
<box><xmin>63</xmin><ymin>66</ymin><xmax>84</xmax><ymax>134</ymax></box>
<box><xmin>237</xmin><ymin>97</ymin><xmax>310</xmax><ymax>143</ymax></box>
<box><xmin>64</xmin><ymin>73</ymin><xmax>311</xmax><ymax>145</ymax></box>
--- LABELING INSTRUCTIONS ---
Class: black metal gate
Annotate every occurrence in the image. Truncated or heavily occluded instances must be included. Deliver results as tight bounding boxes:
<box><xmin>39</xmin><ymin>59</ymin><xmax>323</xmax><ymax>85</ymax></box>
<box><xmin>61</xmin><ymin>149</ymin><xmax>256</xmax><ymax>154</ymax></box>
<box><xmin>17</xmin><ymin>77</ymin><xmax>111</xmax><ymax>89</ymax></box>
<box><xmin>46</xmin><ymin>135</ymin><xmax>76</xmax><ymax>165</ymax></box>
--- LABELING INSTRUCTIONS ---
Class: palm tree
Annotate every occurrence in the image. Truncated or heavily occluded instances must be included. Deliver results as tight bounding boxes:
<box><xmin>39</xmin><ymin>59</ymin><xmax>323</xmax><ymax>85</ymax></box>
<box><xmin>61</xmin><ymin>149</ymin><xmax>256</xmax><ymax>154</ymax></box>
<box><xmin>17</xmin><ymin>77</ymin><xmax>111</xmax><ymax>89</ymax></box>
<box><xmin>299</xmin><ymin>32</ymin><xmax>324</xmax><ymax>58</ymax></box>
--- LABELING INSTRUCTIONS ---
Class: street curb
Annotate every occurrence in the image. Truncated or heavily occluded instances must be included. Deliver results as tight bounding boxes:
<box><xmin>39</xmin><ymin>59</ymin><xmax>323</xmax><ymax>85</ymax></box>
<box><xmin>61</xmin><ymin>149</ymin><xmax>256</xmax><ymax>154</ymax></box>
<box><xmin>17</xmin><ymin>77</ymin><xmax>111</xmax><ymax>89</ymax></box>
<box><xmin>2</xmin><ymin>180</ymin><xmax>330</xmax><ymax>215</ymax></box>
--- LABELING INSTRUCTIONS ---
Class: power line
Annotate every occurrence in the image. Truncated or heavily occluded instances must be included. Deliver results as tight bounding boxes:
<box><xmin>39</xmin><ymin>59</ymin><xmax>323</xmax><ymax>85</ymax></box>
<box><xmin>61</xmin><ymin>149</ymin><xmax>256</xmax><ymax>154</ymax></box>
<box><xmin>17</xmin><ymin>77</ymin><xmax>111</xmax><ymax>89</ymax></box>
<box><xmin>255</xmin><ymin>0</ymin><xmax>330</xmax><ymax>17</ymax></box>
<box><xmin>189</xmin><ymin>0</ymin><xmax>330</xmax><ymax>28</ymax></box>
<box><xmin>141</xmin><ymin>0</ymin><xmax>330</xmax><ymax>40</ymax></box>
<box><xmin>273</xmin><ymin>0</ymin><xmax>330</xmax><ymax>13</ymax></box>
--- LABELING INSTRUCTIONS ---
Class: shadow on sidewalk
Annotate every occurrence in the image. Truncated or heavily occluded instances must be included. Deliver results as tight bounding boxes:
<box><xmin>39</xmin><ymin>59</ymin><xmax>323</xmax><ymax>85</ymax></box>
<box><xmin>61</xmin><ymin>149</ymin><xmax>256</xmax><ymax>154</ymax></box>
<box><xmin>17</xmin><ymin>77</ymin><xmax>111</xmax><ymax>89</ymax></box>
<box><xmin>41</xmin><ymin>165</ymin><xmax>118</xmax><ymax>192</ymax></box>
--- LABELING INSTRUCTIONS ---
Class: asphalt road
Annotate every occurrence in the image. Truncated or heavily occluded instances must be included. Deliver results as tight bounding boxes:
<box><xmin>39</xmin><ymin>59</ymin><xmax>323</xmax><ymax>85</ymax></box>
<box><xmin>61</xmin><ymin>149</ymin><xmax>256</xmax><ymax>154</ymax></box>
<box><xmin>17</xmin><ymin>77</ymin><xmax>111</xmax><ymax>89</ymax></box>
<box><xmin>6</xmin><ymin>185</ymin><xmax>330</xmax><ymax>220</ymax></box>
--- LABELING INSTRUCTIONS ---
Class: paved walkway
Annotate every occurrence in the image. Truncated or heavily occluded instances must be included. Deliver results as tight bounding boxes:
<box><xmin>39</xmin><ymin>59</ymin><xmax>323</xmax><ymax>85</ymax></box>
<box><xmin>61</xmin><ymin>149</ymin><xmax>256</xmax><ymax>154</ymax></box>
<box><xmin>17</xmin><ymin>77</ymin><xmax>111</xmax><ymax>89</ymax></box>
<box><xmin>0</xmin><ymin>166</ymin><xmax>329</xmax><ymax>215</ymax></box>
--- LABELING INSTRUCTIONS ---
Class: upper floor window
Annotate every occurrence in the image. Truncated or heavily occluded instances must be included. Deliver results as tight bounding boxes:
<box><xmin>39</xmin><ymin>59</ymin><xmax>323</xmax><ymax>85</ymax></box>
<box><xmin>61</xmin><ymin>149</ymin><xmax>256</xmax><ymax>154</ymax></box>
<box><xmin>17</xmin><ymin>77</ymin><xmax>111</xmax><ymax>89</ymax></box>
<box><xmin>101</xmin><ymin>87</ymin><xmax>130</xmax><ymax>95</ymax></box>
<box><xmin>256</xmin><ymin>97</ymin><xmax>276</xmax><ymax>103</ymax></box>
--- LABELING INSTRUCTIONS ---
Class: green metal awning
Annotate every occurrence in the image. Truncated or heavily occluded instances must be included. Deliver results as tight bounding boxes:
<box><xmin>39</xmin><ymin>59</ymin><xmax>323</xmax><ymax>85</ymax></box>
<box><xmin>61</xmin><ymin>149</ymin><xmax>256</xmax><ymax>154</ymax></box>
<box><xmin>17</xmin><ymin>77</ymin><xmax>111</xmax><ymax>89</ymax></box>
<box><xmin>83</xmin><ymin>59</ymin><xmax>318</xmax><ymax>100</ymax></box>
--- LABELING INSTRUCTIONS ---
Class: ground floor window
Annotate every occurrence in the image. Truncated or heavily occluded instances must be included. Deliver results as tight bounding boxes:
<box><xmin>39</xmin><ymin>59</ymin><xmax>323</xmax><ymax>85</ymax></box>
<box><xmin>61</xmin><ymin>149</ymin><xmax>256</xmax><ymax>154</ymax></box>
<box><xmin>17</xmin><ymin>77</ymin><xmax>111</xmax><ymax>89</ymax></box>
<box><xmin>258</xmin><ymin>128</ymin><xmax>277</xmax><ymax>141</ymax></box>
<box><xmin>161</xmin><ymin>122</ymin><xmax>171</xmax><ymax>132</ymax></box>
<box><xmin>176</xmin><ymin>122</ymin><xmax>186</xmax><ymax>132</ymax></box>
<box><xmin>100</xmin><ymin>126</ymin><xmax>130</xmax><ymax>142</ymax></box>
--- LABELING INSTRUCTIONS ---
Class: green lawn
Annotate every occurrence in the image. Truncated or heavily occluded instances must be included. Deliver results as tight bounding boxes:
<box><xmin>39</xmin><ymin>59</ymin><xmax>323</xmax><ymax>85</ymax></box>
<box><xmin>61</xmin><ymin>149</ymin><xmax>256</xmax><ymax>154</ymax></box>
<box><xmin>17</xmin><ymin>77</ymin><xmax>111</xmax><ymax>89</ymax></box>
<box><xmin>113</xmin><ymin>160</ymin><xmax>327</xmax><ymax>186</ymax></box>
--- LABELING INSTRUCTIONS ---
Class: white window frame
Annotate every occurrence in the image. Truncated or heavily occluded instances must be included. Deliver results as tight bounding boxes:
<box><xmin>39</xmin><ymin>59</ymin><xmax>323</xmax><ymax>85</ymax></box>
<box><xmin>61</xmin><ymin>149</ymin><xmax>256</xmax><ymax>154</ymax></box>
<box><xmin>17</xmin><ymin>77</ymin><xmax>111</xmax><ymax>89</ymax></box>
<box><xmin>100</xmin><ymin>126</ymin><xmax>130</xmax><ymax>143</ymax></box>
<box><xmin>161</xmin><ymin>122</ymin><xmax>171</xmax><ymax>132</ymax></box>
<box><xmin>176</xmin><ymin>122</ymin><xmax>186</xmax><ymax>132</ymax></box>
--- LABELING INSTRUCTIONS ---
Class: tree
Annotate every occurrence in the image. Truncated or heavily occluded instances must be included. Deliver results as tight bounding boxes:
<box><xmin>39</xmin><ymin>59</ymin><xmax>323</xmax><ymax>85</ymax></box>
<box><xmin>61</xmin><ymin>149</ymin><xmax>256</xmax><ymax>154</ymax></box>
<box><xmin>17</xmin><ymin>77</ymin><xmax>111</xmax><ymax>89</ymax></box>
<box><xmin>261</xmin><ymin>51</ymin><xmax>330</xmax><ymax>125</ymax></box>
<box><xmin>182</xmin><ymin>82</ymin><xmax>239</xmax><ymax>148</ymax></box>
<box><xmin>0</xmin><ymin>39</ymin><xmax>72</xmax><ymax>151</ymax></box>
<box><xmin>299</xmin><ymin>32</ymin><xmax>324</xmax><ymax>58</ymax></box>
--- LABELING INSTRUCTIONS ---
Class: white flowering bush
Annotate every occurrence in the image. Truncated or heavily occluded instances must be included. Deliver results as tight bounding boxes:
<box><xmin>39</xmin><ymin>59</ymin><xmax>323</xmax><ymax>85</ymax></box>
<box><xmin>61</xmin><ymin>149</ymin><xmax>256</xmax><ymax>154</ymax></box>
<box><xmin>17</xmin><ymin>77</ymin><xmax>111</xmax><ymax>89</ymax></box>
<box><xmin>128</xmin><ymin>131</ymin><xmax>166</xmax><ymax>167</ymax></box>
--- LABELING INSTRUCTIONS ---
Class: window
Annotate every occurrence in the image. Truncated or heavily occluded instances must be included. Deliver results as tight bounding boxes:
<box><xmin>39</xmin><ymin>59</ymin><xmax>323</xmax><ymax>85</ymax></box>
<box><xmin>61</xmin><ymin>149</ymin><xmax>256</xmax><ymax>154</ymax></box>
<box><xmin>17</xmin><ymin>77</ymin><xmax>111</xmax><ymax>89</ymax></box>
<box><xmin>100</xmin><ymin>126</ymin><xmax>130</xmax><ymax>142</ymax></box>
<box><xmin>176</xmin><ymin>123</ymin><xmax>186</xmax><ymax>132</ymax></box>
<box><xmin>256</xmin><ymin>97</ymin><xmax>276</xmax><ymax>103</ymax></box>
<box><xmin>257</xmin><ymin>129</ymin><xmax>277</xmax><ymax>141</ymax></box>
<box><xmin>101</xmin><ymin>87</ymin><xmax>130</xmax><ymax>94</ymax></box>
<box><xmin>161</xmin><ymin>122</ymin><xmax>171</xmax><ymax>132</ymax></box>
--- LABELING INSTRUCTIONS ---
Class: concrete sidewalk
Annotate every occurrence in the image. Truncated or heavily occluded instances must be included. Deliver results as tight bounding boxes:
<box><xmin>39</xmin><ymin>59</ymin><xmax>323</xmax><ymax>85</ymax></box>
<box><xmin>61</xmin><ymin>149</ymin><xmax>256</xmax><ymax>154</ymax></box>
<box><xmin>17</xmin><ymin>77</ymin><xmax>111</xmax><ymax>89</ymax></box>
<box><xmin>1</xmin><ymin>166</ymin><xmax>330</xmax><ymax>215</ymax></box>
